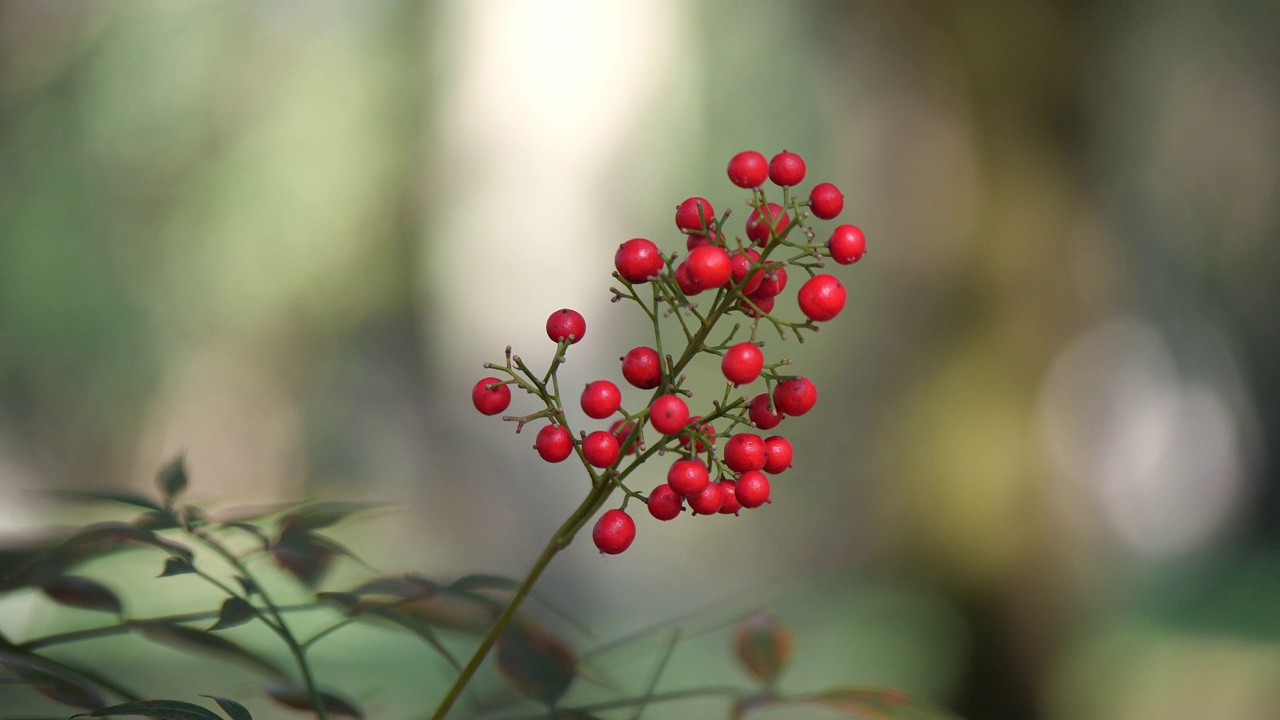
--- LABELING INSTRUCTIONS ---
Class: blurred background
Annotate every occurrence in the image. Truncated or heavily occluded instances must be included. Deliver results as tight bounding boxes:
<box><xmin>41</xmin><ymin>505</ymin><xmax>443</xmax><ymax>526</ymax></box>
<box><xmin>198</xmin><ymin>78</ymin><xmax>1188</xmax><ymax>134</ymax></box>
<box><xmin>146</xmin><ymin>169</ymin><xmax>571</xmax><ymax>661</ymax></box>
<box><xmin>3</xmin><ymin>1</ymin><xmax>1280</xmax><ymax>718</ymax></box>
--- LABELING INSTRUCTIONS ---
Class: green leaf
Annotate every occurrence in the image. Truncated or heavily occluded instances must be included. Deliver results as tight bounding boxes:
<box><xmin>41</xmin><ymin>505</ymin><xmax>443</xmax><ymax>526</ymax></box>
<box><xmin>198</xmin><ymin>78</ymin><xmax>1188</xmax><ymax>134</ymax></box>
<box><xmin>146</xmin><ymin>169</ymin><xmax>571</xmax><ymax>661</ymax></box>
<box><xmin>265</xmin><ymin>684</ymin><xmax>363</xmax><ymax>718</ymax></box>
<box><xmin>202</xmin><ymin>695</ymin><xmax>253</xmax><ymax>720</ymax></box>
<box><xmin>44</xmin><ymin>489</ymin><xmax>164</xmax><ymax>513</ymax></box>
<box><xmin>40</xmin><ymin>575</ymin><xmax>123</xmax><ymax>615</ymax></box>
<box><xmin>133</xmin><ymin>621</ymin><xmax>286</xmax><ymax>679</ymax></box>
<box><xmin>157</xmin><ymin>456</ymin><xmax>189</xmax><ymax>504</ymax></box>
<box><xmin>207</xmin><ymin>597</ymin><xmax>256</xmax><ymax>632</ymax></box>
<box><xmin>72</xmin><ymin>699</ymin><xmax>224</xmax><ymax>720</ymax></box>
<box><xmin>270</xmin><ymin>527</ymin><xmax>335</xmax><ymax>588</ymax></box>
<box><xmin>277</xmin><ymin>502</ymin><xmax>381</xmax><ymax>532</ymax></box>
<box><xmin>447</xmin><ymin>573</ymin><xmax>522</xmax><ymax>593</ymax></box>
<box><xmin>158</xmin><ymin>557</ymin><xmax>196</xmax><ymax>577</ymax></box>
<box><xmin>0</xmin><ymin>650</ymin><xmax>106</xmax><ymax>709</ymax></box>
<box><xmin>732</xmin><ymin>612</ymin><xmax>793</xmax><ymax>686</ymax></box>
<box><xmin>497</xmin><ymin>619</ymin><xmax>577</xmax><ymax>706</ymax></box>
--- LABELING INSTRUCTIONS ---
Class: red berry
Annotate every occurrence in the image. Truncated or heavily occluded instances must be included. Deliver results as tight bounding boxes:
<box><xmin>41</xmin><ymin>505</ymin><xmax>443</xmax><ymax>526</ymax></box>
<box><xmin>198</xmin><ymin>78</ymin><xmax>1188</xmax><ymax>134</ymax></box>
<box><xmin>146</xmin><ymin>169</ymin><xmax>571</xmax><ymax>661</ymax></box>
<box><xmin>614</xmin><ymin>238</ymin><xmax>665</xmax><ymax>284</ymax></box>
<box><xmin>580</xmin><ymin>380</ymin><xmax>622</xmax><ymax>419</ymax></box>
<box><xmin>729</xmin><ymin>248</ymin><xmax>764</xmax><ymax>295</ymax></box>
<box><xmin>797</xmin><ymin>274</ymin><xmax>846</xmax><ymax>322</ymax></box>
<box><xmin>534</xmin><ymin>424</ymin><xmax>574</xmax><ymax>463</ymax></box>
<box><xmin>647</xmin><ymin>484</ymin><xmax>684</xmax><ymax>521</ymax></box>
<box><xmin>621</xmin><ymin>346</ymin><xmax>662</xmax><ymax>389</ymax></box>
<box><xmin>472</xmin><ymin>377</ymin><xmax>511</xmax><ymax>416</ymax></box>
<box><xmin>745</xmin><ymin>203</ymin><xmax>790</xmax><ymax>245</ymax></box>
<box><xmin>739</xmin><ymin>293</ymin><xmax>775</xmax><ymax>317</ymax></box>
<box><xmin>828</xmin><ymin>224</ymin><xmax>866</xmax><ymax>264</ymax></box>
<box><xmin>593</xmin><ymin>509</ymin><xmax>636</xmax><ymax>554</ymax></box>
<box><xmin>768</xmin><ymin>150</ymin><xmax>806</xmax><ymax>187</ymax></box>
<box><xmin>717</xmin><ymin>480</ymin><xmax>742</xmax><ymax>515</ymax></box>
<box><xmin>582</xmin><ymin>430</ymin><xmax>621</xmax><ymax>468</ymax></box>
<box><xmin>751</xmin><ymin>266</ymin><xmax>787</xmax><ymax>298</ymax></box>
<box><xmin>724</xmin><ymin>432</ymin><xmax>767</xmax><ymax>473</ymax></box>
<box><xmin>666</xmin><ymin>458</ymin><xmax>710</xmax><ymax>497</ymax></box>
<box><xmin>727</xmin><ymin>150</ymin><xmax>768</xmax><ymax>188</ymax></box>
<box><xmin>809</xmin><ymin>182</ymin><xmax>844</xmax><ymax>220</ymax></box>
<box><xmin>748</xmin><ymin>392</ymin><xmax>784</xmax><ymax>430</ymax></box>
<box><xmin>763</xmin><ymin>435</ymin><xmax>793</xmax><ymax>475</ymax></box>
<box><xmin>773</xmin><ymin>377</ymin><xmax>817</xmax><ymax>417</ymax></box>
<box><xmin>687</xmin><ymin>481</ymin><xmax>725</xmax><ymax>515</ymax></box>
<box><xmin>546</xmin><ymin>308</ymin><xmax>586</xmax><ymax>344</ymax></box>
<box><xmin>678</xmin><ymin>416</ymin><xmax>716</xmax><ymax>453</ymax></box>
<box><xmin>735</xmin><ymin>470</ymin><xmax>771</xmax><ymax>508</ymax></box>
<box><xmin>675</xmin><ymin>197</ymin><xmax>716</xmax><ymax>233</ymax></box>
<box><xmin>674</xmin><ymin>261</ymin><xmax>703</xmax><ymax>296</ymax></box>
<box><xmin>610</xmin><ymin>419</ymin><xmax>639</xmax><ymax>455</ymax></box>
<box><xmin>649</xmin><ymin>395</ymin><xmax>690</xmax><ymax>435</ymax></box>
<box><xmin>721</xmin><ymin>342</ymin><xmax>764</xmax><ymax>386</ymax></box>
<box><xmin>685</xmin><ymin>246</ymin><xmax>732</xmax><ymax>290</ymax></box>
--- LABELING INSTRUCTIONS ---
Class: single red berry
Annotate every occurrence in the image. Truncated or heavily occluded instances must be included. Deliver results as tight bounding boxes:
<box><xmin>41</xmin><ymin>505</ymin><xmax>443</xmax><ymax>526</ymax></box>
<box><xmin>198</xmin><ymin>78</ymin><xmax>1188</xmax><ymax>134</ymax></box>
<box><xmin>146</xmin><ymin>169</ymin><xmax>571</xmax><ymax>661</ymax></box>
<box><xmin>735</xmin><ymin>470</ymin><xmax>772</xmax><ymax>508</ymax></box>
<box><xmin>546</xmin><ymin>308</ymin><xmax>586</xmax><ymax>344</ymax></box>
<box><xmin>768</xmin><ymin>150</ymin><xmax>807</xmax><ymax>187</ymax></box>
<box><xmin>582</xmin><ymin>430</ymin><xmax>621</xmax><ymax>468</ymax></box>
<box><xmin>717</xmin><ymin>480</ymin><xmax>742</xmax><ymax>515</ymax></box>
<box><xmin>745</xmin><ymin>203</ymin><xmax>790</xmax><ymax>245</ymax></box>
<box><xmin>828</xmin><ymin>224</ymin><xmax>866</xmax><ymax>264</ymax></box>
<box><xmin>797</xmin><ymin>274</ymin><xmax>846</xmax><ymax>322</ymax></box>
<box><xmin>729</xmin><ymin>248</ymin><xmax>764</xmax><ymax>295</ymax></box>
<box><xmin>534</xmin><ymin>424</ymin><xmax>574</xmax><ymax>463</ymax></box>
<box><xmin>666</xmin><ymin>458</ymin><xmax>710</xmax><ymax>497</ymax></box>
<box><xmin>593</xmin><ymin>509</ymin><xmax>636</xmax><ymax>554</ymax></box>
<box><xmin>580</xmin><ymin>380</ymin><xmax>622</xmax><ymax>419</ymax></box>
<box><xmin>687</xmin><ymin>481</ymin><xmax>725</xmax><ymax>515</ymax></box>
<box><xmin>763</xmin><ymin>435</ymin><xmax>793</xmax><ymax>475</ymax></box>
<box><xmin>675</xmin><ymin>197</ymin><xmax>716</xmax><ymax>233</ymax></box>
<box><xmin>678</xmin><ymin>416</ymin><xmax>716</xmax><ymax>453</ymax></box>
<box><xmin>727</xmin><ymin>150</ymin><xmax>768</xmax><ymax>188</ymax></box>
<box><xmin>649</xmin><ymin>394</ymin><xmax>690</xmax><ymax>435</ymax></box>
<box><xmin>674</xmin><ymin>261</ymin><xmax>703</xmax><ymax>296</ymax></box>
<box><xmin>773</xmin><ymin>377</ymin><xmax>817</xmax><ymax>417</ymax></box>
<box><xmin>614</xmin><ymin>238</ymin><xmax>665</xmax><ymax>284</ymax></box>
<box><xmin>685</xmin><ymin>246</ymin><xmax>732</xmax><ymax>290</ymax></box>
<box><xmin>621</xmin><ymin>346</ymin><xmax>662</xmax><ymax>389</ymax></box>
<box><xmin>748</xmin><ymin>392</ymin><xmax>784</xmax><ymax>430</ymax></box>
<box><xmin>751</xmin><ymin>266</ymin><xmax>788</xmax><ymax>298</ymax></box>
<box><xmin>809</xmin><ymin>182</ymin><xmax>844</xmax><ymax>220</ymax></box>
<box><xmin>610</xmin><ymin>419</ymin><xmax>639</xmax><ymax>455</ymax></box>
<box><xmin>721</xmin><ymin>342</ymin><xmax>764</xmax><ymax>386</ymax></box>
<box><xmin>647</xmin><ymin>484</ymin><xmax>684</xmax><ymax>521</ymax></box>
<box><xmin>724</xmin><ymin>432</ymin><xmax>767</xmax><ymax>473</ymax></box>
<box><xmin>739</xmin><ymin>293</ymin><xmax>775</xmax><ymax>318</ymax></box>
<box><xmin>472</xmin><ymin>377</ymin><xmax>511</xmax><ymax>416</ymax></box>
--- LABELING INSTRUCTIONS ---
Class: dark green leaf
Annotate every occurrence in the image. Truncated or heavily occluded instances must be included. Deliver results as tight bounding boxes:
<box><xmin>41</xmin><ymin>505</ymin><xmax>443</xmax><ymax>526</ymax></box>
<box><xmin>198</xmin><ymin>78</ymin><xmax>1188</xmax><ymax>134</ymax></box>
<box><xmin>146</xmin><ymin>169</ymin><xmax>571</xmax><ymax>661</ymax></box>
<box><xmin>40</xmin><ymin>575</ymin><xmax>123</xmax><ymax>614</ymax></box>
<box><xmin>208</xmin><ymin>597</ymin><xmax>256</xmax><ymax>632</ymax></box>
<box><xmin>497</xmin><ymin>619</ymin><xmax>577</xmax><ymax>706</ymax></box>
<box><xmin>306</xmin><ymin>533</ymin><xmax>378</xmax><ymax>573</ymax></box>
<box><xmin>235</xmin><ymin>576</ymin><xmax>259</xmax><ymax>596</ymax></box>
<box><xmin>157</xmin><ymin>456</ymin><xmax>189</xmax><ymax>504</ymax></box>
<box><xmin>0</xmin><ymin>650</ymin><xmax>106</xmax><ymax>709</ymax></box>
<box><xmin>350</xmin><ymin>573</ymin><xmax>439</xmax><ymax>598</ymax></box>
<box><xmin>133</xmin><ymin>621</ymin><xmax>286</xmax><ymax>679</ymax></box>
<box><xmin>202</xmin><ymin>695</ymin><xmax>253</xmax><ymax>720</ymax></box>
<box><xmin>265</xmin><ymin>684</ymin><xmax>363</xmax><ymax>718</ymax></box>
<box><xmin>134</xmin><ymin>510</ymin><xmax>183</xmax><ymax>531</ymax></box>
<box><xmin>270</xmin><ymin>527</ymin><xmax>334</xmax><ymax>588</ymax></box>
<box><xmin>43</xmin><ymin>489</ymin><xmax>164</xmax><ymax>512</ymax></box>
<box><xmin>732</xmin><ymin>612</ymin><xmax>793</xmax><ymax>686</ymax></box>
<box><xmin>448</xmin><ymin>573</ymin><xmax>522</xmax><ymax>594</ymax></box>
<box><xmin>277</xmin><ymin>502</ymin><xmax>381</xmax><ymax>532</ymax></box>
<box><xmin>158</xmin><ymin>558</ymin><xmax>196</xmax><ymax>578</ymax></box>
<box><xmin>72</xmin><ymin>699</ymin><xmax>223</xmax><ymax>720</ymax></box>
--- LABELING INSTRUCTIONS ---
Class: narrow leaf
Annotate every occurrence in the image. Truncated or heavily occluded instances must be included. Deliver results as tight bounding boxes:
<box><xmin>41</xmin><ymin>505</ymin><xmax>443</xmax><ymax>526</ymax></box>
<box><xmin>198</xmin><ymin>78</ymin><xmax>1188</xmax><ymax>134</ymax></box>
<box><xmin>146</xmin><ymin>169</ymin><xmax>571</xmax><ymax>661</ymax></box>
<box><xmin>277</xmin><ymin>502</ymin><xmax>381</xmax><ymax>532</ymax></box>
<box><xmin>202</xmin><ymin>695</ymin><xmax>253</xmax><ymax>720</ymax></box>
<box><xmin>363</xmin><ymin>605</ymin><xmax>462</xmax><ymax>670</ymax></box>
<box><xmin>497</xmin><ymin>619</ymin><xmax>577</xmax><ymax>706</ymax></box>
<box><xmin>133</xmin><ymin>621</ymin><xmax>285</xmax><ymax>679</ymax></box>
<box><xmin>40</xmin><ymin>575</ymin><xmax>123</xmax><ymax>614</ymax></box>
<box><xmin>208</xmin><ymin>597</ymin><xmax>257</xmax><ymax>632</ymax></box>
<box><xmin>158</xmin><ymin>558</ymin><xmax>196</xmax><ymax>577</ymax></box>
<box><xmin>270</xmin><ymin>527</ymin><xmax>334</xmax><ymax>588</ymax></box>
<box><xmin>72</xmin><ymin>699</ymin><xmax>223</xmax><ymax>720</ymax></box>
<box><xmin>265</xmin><ymin>684</ymin><xmax>363</xmax><ymax>718</ymax></box>
<box><xmin>235</xmin><ymin>576</ymin><xmax>259</xmax><ymax>596</ymax></box>
<box><xmin>0</xmin><ymin>651</ymin><xmax>106</xmax><ymax>709</ymax></box>
<box><xmin>448</xmin><ymin>573</ymin><xmax>522</xmax><ymax>593</ymax></box>
<box><xmin>157</xmin><ymin>456</ymin><xmax>189</xmax><ymax>504</ymax></box>
<box><xmin>44</xmin><ymin>489</ymin><xmax>164</xmax><ymax>512</ymax></box>
<box><xmin>733</xmin><ymin>612</ymin><xmax>793</xmax><ymax>686</ymax></box>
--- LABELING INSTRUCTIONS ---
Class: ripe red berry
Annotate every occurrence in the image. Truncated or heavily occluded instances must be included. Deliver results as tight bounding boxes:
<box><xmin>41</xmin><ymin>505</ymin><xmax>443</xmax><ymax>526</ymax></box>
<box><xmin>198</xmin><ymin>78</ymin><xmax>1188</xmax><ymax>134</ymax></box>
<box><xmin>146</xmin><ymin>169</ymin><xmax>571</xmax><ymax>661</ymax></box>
<box><xmin>666</xmin><ymin>458</ymin><xmax>710</xmax><ymax>497</ymax></box>
<box><xmin>748</xmin><ymin>392</ymin><xmax>784</xmax><ymax>430</ymax></box>
<box><xmin>674</xmin><ymin>261</ymin><xmax>703</xmax><ymax>296</ymax></box>
<box><xmin>763</xmin><ymin>435</ymin><xmax>793</xmax><ymax>475</ymax></box>
<box><xmin>717</xmin><ymin>480</ymin><xmax>742</xmax><ymax>515</ymax></box>
<box><xmin>721</xmin><ymin>342</ymin><xmax>764</xmax><ymax>386</ymax></box>
<box><xmin>727</xmin><ymin>150</ymin><xmax>768</xmax><ymax>188</ymax></box>
<box><xmin>580</xmin><ymin>380</ymin><xmax>622</xmax><ymax>419</ymax></box>
<box><xmin>678</xmin><ymin>416</ymin><xmax>716</xmax><ymax>453</ymax></box>
<box><xmin>472</xmin><ymin>377</ymin><xmax>511</xmax><ymax>416</ymax></box>
<box><xmin>729</xmin><ymin>248</ymin><xmax>764</xmax><ymax>295</ymax></box>
<box><xmin>649</xmin><ymin>395</ymin><xmax>690</xmax><ymax>435</ymax></box>
<box><xmin>797</xmin><ymin>274</ymin><xmax>846</xmax><ymax>322</ymax></box>
<box><xmin>685</xmin><ymin>246</ymin><xmax>732</xmax><ymax>290</ymax></box>
<box><xmin>768</xmin><ymin>150</ymin><xmax>807</xmax><ymax>187</ymax></box>
<box><xmin>647</xmin><ymin>484</ymin><xmax>684</xmax><ymax>521</ymax></box>
<box><xmin>745</xmin><ymin>203</ymin><xmax>790</xmax><ymax>245</ymax></box>
<box><xmin>687</xmin><ymin>481</ymin><xmax>724</xmax><ymax>515</ymax></box>
<box><xmin>739</xmin><ymin>293</ymin><xmax>775</xmax><ymax>318</ymax></box>
<box><xmin>610</xmin><ymin>419</ymin><xmax>639</xmax><ymax>455</ymax></box>
<box><xmin>828</xmin><ymin>224</ymin><xmax>866</xmax><ymax>264</ymax></box>
<box><xmin>724</xmin><ymin>432</ymin><xmax>767</xmax><ymax>473</ymax></box>
<box><xmin>675</xmin><ymin>197</ymin><xmax>716</xmax><ymax>233</ymax></box>
<box><xmin>773</xmin><ymin>377</ymin><xmax>817</xmax><ymax>417</ymax></box>
<box><xmin>614</xmin><ymin>238</ymin><xmax>665</xmax><ymax>284</ymax></box>
<box><xmin>593</xmin><ymin>509</ymin><xmax>635</xmax><ymax>554</ymax></box>
<box><xmin>809</xmin><ymin>182</ymin><xmax>844</xmax><ymax>220</ymax></box>
<box><xmin>621</xmin><ymin>346</ymin><xmax>662</xmax><ymax>389</ymax></box>
<box><xmin>751</xmin><ymin>266</ymin><xmax>787</xmax><ymax>298</ymax></box>
<box><xmin>546</xmin><ymin>308</ymin><xmax>586</xmax><ymax>344</ymax></box>
<box><xmin>735</xmin><ymin>470</ymin><xmax>771</xmax><ymax>508</ymax></box>
<box><xmin>582</xmin><ymin>430</ymin><xmax>621</xmax><ymax>468</ymax></box>
<box><xmin>534</xmin><ymin>424</ymin><xmax>574</xmax><ymax>463</ymax></box>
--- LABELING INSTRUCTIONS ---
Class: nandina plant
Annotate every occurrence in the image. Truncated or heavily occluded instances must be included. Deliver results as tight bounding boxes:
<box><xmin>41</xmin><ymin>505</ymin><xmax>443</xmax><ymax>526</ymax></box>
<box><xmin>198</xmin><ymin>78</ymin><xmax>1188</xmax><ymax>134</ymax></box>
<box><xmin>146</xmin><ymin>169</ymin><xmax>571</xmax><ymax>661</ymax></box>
<box><xmin>0</xmin><ymin>151</ymin><xmax>958</xmax><ymax>720</ymax></box>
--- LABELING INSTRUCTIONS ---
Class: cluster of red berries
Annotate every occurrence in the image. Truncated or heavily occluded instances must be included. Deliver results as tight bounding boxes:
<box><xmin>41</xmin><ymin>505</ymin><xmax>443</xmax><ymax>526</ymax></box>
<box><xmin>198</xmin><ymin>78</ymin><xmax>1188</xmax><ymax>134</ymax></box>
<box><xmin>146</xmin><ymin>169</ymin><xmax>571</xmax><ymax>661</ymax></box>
<box><xmin>472</xmin><ymin>150</ymin><xmax>866</xmax><ymax>555</ymax></box>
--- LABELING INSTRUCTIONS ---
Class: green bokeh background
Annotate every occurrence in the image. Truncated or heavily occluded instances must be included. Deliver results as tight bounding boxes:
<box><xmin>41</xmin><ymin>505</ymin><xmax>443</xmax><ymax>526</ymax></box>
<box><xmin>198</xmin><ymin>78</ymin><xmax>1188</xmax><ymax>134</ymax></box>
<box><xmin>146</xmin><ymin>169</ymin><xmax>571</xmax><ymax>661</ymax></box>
<box><xmin>3</xmin><ymin>1</ymin><xmax>1280</xmax><ymax>718</ymax></box>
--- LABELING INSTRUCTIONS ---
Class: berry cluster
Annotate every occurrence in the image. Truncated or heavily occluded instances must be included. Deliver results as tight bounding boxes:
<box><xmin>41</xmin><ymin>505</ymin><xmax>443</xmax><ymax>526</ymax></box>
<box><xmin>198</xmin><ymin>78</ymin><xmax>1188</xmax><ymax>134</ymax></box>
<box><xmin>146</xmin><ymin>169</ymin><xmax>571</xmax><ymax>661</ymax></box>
<box><xmin>472</xmin><ymin>150</ymin><xmax>867</xmax><ymax>555</ymax></box>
